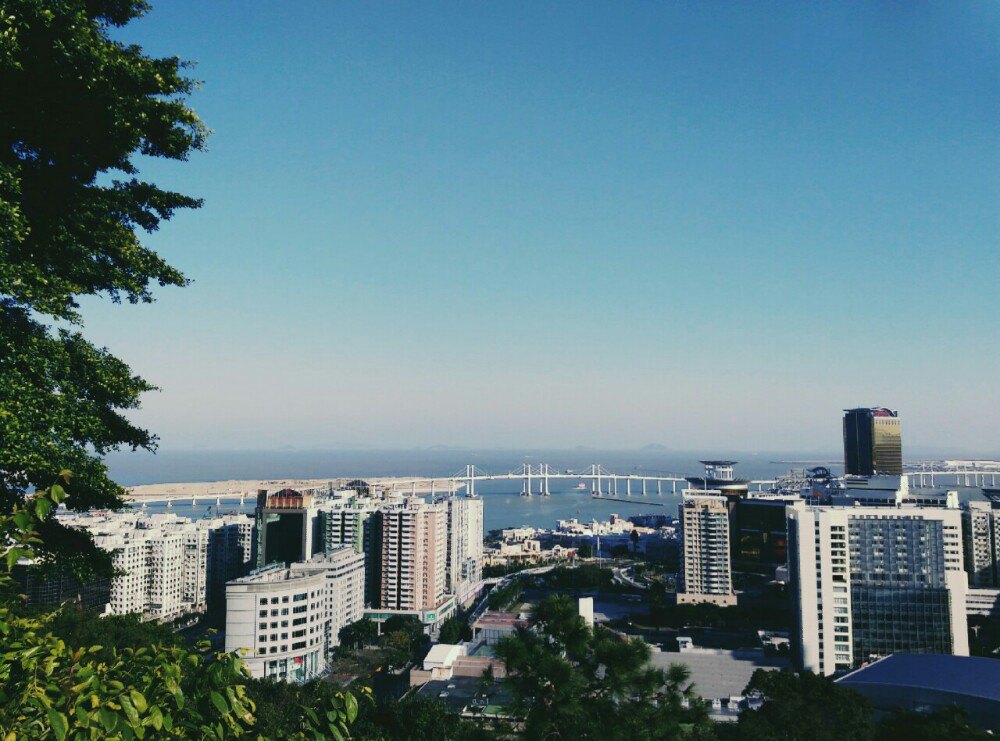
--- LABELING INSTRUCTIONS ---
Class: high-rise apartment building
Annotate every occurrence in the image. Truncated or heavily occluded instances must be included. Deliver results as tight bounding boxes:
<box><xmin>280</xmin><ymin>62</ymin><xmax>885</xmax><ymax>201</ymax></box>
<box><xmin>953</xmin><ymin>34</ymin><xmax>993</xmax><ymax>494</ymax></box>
<box><xmin>378</xmin><ymin>501</ymin><xmax>449</xmax><ymax>616</ymax></box>
<box><xmin>787</xmin><ymin>501</ymin><xmax>968</xmax><ymax>676</ymax></box>
<box><xmin>843</xmin><ymin>408</ymin><xmax>903</xmax><ymax>476</ymax></box>
<box><xmin>962</xmin><ymin>500</ymin><xmax>1000</xmax><ymax>587</ymax></box>
<box><xmin>677</xmin><ymin>494</ymin><xmax>737</xmax><ymax>606</ymax></box>
<box><xmin>143</xmin><ymin>531</ymin><xmax>184</xmax><ymax>620</ymax></box>
<box><xmin>319</xmin><ymin>502</ymin><xmax>384</xmax><ymax>605</ymax></box>
<box><xmin>441</xmin><ymin>496</ymin><xmax>484</xmax><ymax>605</ymax></box>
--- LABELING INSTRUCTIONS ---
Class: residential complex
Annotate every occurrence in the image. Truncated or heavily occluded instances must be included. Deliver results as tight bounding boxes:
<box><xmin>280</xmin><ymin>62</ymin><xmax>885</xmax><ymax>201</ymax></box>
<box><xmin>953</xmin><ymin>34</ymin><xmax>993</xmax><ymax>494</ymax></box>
<box><xmin>64</xmin><ymin>511</ymin><xmax>255</xmax><ymax>621</ymax></box>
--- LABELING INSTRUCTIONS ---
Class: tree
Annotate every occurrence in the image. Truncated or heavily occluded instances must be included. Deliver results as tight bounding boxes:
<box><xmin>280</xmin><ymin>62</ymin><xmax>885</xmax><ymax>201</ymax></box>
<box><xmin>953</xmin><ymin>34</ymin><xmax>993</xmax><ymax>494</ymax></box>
<box><xmin>630</xmin><ymin>529</ymin><xmax>640</xmax><ymax>552</ymax></box>
<box><xmin>0</xmin><ymin>4</ymin><xmax>369</xmax><ymax>737</ymax></box>
<box><xmin>577</xmin><ymin>541</ymin><xmax>594</xmax><ymax>559</ymax></box>
<box><xmin>246</xmin><ymin>677</ymin><xmax>368</xmax><ymax>740</ymax></box>
<box><xmin>438</xmin><ymin>615</ymin><xmax>471</xmax><ymax>645</ymax></box>
<box><xmin>339</xmin><ymin>617</ymin><xmax>378</xmax><ymax>650</ymax></box>
<box><xmin>0</xmin><ymin>0</ymin><xmax>206</xmax><ymax>574</ymax></box>
<box><xmin>874</xmin><ymin>707</ymin><xmax>989</xmax><ymax>740</ymax></box>
<box><xmin>382</xmin><ymin>630</ymin><xmax>415</xmax><ymax>669</ymax></box>
<box><xmin>732</xmin><ymin>669</ymin><xmax>874</xmax><ymax>741</ymax></box>
<box><xmin>494</xmin><ymin>594</ymin><xmax>711</xmax><ymax>740</ymax></box>
<box><xmin>350</xmin><ymin>696</ymin><xmax>491</xmax><ymax>741</ymax></box>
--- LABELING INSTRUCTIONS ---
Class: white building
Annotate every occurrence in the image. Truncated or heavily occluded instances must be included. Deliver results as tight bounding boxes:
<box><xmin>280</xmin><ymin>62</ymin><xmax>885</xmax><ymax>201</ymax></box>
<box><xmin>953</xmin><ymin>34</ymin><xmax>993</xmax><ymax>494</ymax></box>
<box><xmin>64</xmin><ymin>510</ymin><xmax>256</xmax><ymax>621</ymax></box>
<box><xmin>678</xmin><ymin>493</ymin><xmax>737</xmax><ymax>607</ymax></box>
<box><xmin>962</xmin><ymin>501</ymin><xmax>999</xmax><ymax>587</ymax></box>
<box><xmin>225</xmin><ymin>565</ymin><xmax>329</xmax><ymax>682</ymax></box>
<box><xmin>442</xmin><ymin>496</ymin><xmax>484</xmax><ymax>605</ymax></box>
<box><xmin>92</xmin><ymin>532</ymin><xmax>146</xmax><ymax>616</ymax></box>
<box><xmin>787</xmin><ymin>501</ymin><xmax>968</xmax><ymax>676</ymax></box>
<box><xmin>290</xmin><ymin>548</ymin><xmax>366</xmax><ymax>650</ymax></box>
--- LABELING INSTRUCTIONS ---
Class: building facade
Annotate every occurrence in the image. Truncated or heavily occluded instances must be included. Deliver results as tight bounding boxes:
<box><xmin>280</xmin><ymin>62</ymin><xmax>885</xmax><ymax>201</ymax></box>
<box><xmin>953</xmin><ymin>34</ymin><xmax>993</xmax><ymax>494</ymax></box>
<box><xmin>962</xmin><ymin>501</ymin><xmax>1000</xmax><ymax>587</ymax></box>
<box><xmin>442</xmin><ymin>496</ymin><xmax>484</xmax><ymax>605</ymax></box>
<box><xmin>678</xmin><ymin>494</ymin><xmax>737</xmax><ymax>606</ymax></box>
<box><xmin>289</xmin><ymin>548</ymin><xmax>366</xmax><ymax>650</ymax></box>
<box><xmin>256</xmin><ymin>488</ymin><xmax>323</xmax><ymax>568</ymax></box>
<box><xmin>319</xmin><ymin>503</ymin><xmax>384</xmax><ymax>605</ymax></box>
<box><xmin>843</xmin><ymin>407</ymin><xmax>903</xmax><ymax>477</ymax></box>
<box><xmin>379</xmin><ymin>502</ymin><xmax>449</xmax><ymax>614</ymax></box>
<box><xmin>224</xmin><ymin>565</ymin><xmax>329</xmax><ymax>682</ymax></box>
<box><xmin>787</xmin><ymin>502</ymin><xmax>968</xmax><ymax>676</ymax></box>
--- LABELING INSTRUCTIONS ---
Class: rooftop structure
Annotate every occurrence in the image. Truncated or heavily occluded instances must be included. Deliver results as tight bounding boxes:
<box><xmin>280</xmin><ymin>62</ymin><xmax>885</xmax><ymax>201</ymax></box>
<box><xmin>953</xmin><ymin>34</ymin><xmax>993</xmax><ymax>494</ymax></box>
<box><xmin>836</xmin><ymin>654</ymin><xmax>1000</xmax><ymax>730</ymax></box>
<box><xmin>650</xmin><ymin>640</ymin><xmax>788</xmax><ymax>722</ymax></box>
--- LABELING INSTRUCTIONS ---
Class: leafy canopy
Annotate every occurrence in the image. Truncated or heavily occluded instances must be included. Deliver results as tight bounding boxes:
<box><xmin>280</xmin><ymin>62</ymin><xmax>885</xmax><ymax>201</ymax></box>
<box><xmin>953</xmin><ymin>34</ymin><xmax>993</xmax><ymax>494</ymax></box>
<box><xmin>0</xmin><ymin>0</ymin><xmax>206</xmax><ymax>573</ymax></box>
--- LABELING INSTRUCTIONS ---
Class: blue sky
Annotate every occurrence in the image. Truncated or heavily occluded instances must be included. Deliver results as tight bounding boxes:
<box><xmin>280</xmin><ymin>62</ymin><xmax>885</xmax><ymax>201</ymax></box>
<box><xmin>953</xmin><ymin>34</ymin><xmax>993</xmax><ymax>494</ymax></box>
<box><xmin>80</xmin><ymin>2</ymin><xmax>999</xmax><ymax>454</ymax></box>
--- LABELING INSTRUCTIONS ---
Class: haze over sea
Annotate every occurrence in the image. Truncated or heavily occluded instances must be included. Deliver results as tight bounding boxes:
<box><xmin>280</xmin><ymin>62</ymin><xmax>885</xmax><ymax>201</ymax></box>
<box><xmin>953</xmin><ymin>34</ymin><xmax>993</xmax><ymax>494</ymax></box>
<box><xmin>110</xmin><ymin>448</ymin><xmax>840</xmax><ymax>532</ymax></box>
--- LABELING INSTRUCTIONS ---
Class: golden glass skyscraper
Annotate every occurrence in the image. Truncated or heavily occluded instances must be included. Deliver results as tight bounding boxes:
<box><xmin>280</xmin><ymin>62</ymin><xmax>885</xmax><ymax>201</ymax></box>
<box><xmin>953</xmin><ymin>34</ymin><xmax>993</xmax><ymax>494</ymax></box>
<box><xmin>843</xmin><ymin>408</ymin><xmax>902</xmax><ymax>476</ymax></box>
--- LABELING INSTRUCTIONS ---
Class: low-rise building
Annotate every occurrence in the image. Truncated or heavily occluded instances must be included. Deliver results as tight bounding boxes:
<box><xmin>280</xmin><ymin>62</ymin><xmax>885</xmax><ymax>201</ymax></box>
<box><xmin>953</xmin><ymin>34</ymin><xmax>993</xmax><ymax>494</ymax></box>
<box><xmin>224</xmin><ymin>565</ymin><xmax>330</xmax><ymax>682</ymax></box>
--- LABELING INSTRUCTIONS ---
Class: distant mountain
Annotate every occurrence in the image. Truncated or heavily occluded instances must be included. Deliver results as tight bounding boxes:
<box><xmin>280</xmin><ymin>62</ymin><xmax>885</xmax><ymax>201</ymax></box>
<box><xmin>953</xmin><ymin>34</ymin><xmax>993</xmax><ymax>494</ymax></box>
<box><xmin>640</xmin><ymin>443</ymin><xmax>671</xmax><ymax>452</ymax></box>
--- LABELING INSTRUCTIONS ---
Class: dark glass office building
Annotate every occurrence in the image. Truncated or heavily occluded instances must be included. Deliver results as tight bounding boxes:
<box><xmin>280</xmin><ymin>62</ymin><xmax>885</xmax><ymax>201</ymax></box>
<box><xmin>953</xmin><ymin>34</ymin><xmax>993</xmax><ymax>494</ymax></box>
<box><xmin>843</xmin><ymin>408</ymin><xmax>902</xmax><ymax>476</ymax></box>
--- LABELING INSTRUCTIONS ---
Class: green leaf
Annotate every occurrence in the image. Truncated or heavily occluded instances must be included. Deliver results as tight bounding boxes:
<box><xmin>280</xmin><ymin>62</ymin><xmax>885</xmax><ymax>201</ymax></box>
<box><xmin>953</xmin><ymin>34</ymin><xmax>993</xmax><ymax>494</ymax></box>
<box><xmin>34</xmin><ymin>497</ymin><xmax>52</xmax><ymax>520</ymax></box>
<box><xmin>47</xmin><ymin>709</ymin><xmax>68</xmax><ymax>741</ymax></box>
<box><xmin>209</xmin><ymin>691</ymin><xmax>229</xmax><ymax>715</ymax></box>
<box><xmin>327</xmin><ymin>723</ymin><xmax>345</xmax><ymax>741</ymax></box>
<box><xmin>100</xmin><ymin>706</ymin><xmax>118</xmax><ymax>732</ymax></box>
<box><xmin>129</xmin><ymin>689</ymin><xmax>147</xmax><ymax>714</ymax></box>
<box><xmin>121</xmin><ymin>696</ymin><xmax>139</xmax><ymax>726</ymax></box>
<box><xmin>50</xmin><ymin>484</ymin><xmax>66</xmax><ymax>504</ymax></box>
<box><xmin>344</xmin><ymin>692</ymin><xmax>358</xmax><ymax>723</ymax></box>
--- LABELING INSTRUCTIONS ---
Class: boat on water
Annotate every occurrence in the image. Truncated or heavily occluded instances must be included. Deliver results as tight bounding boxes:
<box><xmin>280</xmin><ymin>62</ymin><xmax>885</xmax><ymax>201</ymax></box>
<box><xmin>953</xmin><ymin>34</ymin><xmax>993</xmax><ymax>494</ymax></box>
<box><xmin>574</xmin><ymin>483</ymin><xmax>587</xmax><ymax>490</ymax></box>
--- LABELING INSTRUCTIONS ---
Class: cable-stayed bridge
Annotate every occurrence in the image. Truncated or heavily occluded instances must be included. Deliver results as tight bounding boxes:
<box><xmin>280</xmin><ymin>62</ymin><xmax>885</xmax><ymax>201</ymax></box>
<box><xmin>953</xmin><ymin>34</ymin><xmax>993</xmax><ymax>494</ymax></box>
<box><xmin>126</xmin><ymin>461</ymin><xmax>1000</xmax><ymax>507</ymax></box>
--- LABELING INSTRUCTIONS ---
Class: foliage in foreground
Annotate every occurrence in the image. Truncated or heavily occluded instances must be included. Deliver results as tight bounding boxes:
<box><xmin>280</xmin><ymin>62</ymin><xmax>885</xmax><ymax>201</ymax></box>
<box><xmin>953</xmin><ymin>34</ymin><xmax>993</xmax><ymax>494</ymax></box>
<box><xmin>495</xmin><ymin>594</ymin><xmax>712</xmax><ymax>740</ymax></box>
<box><xmin>0</xmin><ymin>483</ymin><xmax>365</xmax><ymax>739</ymax></box>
